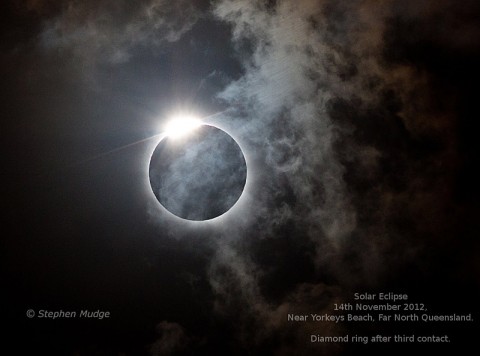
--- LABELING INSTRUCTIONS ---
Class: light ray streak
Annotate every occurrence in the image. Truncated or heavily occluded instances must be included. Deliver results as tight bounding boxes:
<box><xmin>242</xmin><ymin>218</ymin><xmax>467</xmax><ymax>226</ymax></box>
<box><xmin>71</xmin><ymin>109</ymin><xmax>229</xmax><ymax>166</ymax></box>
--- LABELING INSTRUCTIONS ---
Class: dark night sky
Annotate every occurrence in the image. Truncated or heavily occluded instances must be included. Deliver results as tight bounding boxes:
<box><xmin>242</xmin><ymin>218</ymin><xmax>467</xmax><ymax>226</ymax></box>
<box><xmin>2</xmin><ymin>0</ymin><xmax>479</xmax><ymax>355</ymax></box>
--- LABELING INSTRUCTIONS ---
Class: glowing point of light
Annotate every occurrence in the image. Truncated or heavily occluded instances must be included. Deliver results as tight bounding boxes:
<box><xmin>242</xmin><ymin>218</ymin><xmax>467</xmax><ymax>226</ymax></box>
<box><xmin>164</xmin><ymin>116</ymin><xmax>202</xmax><ymax>138</ymax></box>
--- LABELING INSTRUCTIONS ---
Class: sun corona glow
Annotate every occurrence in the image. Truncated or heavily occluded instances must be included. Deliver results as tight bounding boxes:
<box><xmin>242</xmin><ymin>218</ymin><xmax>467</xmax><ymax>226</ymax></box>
<box><xmin>164</xmin><ymin>116</ymin><xmax>202</xmax><ymax>139</ymax></box>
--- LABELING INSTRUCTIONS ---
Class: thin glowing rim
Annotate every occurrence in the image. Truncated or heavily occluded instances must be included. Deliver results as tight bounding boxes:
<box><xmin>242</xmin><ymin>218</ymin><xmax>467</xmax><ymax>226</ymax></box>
<box><xmin>145</xmin><ymin>122</ymin><xmax>250</xmax><ymax>223</ymax></box>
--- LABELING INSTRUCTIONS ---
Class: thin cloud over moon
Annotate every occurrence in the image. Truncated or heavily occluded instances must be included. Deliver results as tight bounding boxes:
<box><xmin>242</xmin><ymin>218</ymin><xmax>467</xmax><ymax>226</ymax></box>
<box><xmin>149</xmin><ymin>124</ymin><xmax>247</xmax><ymax>221</ymax></box>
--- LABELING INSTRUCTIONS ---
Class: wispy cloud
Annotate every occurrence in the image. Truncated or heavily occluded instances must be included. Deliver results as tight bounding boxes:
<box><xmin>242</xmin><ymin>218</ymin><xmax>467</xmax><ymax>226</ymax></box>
<box><xmin>40</xmin><ymin>0</ymin><xmax>201</xmax><ymax>65</ymax></box>
<box><xmin>201</xmin><ymin>0</ymin><xmax>473</xmax><ymax>351</ymax></box>
<box><xmin>149</xmin><ymin>321</ymin><xmax>191</xmax><ymax>355</ymax></box>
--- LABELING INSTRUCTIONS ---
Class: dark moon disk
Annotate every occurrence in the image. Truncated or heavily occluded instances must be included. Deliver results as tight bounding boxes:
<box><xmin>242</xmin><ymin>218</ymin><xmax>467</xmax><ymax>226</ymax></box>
<box><xmin>149</xmin><ymin>125</ymin><xmax>247</xmax><ymax>221</ymax></box>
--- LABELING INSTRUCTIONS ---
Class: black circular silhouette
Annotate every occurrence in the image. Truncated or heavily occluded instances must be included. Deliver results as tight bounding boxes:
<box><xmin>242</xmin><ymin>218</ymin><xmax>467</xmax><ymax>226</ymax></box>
<box><xmin>149</xmin><ymin>125</ymin><xmax>247</xmax><ymax>220</ymax></box>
